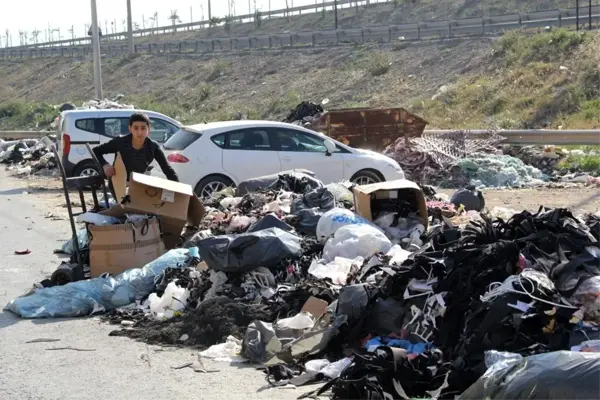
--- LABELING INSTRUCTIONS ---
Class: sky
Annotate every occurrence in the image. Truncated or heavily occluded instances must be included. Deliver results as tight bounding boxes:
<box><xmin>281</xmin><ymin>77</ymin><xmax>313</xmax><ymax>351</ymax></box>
<box><xmin>0</xmin><ymin>0</ymin><xmax>331</xmax><ymax>45</ymax></box>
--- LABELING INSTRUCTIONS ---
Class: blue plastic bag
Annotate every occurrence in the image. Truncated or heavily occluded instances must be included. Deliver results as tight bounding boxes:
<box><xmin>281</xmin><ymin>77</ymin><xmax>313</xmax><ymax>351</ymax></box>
<box><xmin>5</xmin><ymin>248</ymin><xmax>194</xmax><ymax>318</ymax></box>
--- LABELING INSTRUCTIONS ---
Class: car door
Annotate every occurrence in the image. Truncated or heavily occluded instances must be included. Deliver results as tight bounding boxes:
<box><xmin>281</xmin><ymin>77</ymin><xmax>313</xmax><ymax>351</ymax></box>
<box><xmin>269</xmin><ymin>127</ymin><xmax>345</xmax><ymax>184</ymax></box>
<box><xmin>69</xmin><ymin>117</ymin><xmax>102</xmax><ymax>166</ymax></box>
<box><xmin>221</xmin><ymin>128</ymin><xmax>281</xmax><ymax>182</ymax></box>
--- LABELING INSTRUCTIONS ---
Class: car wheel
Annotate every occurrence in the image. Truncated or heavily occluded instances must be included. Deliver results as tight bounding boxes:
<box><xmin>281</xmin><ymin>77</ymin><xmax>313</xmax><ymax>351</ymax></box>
<box><xmin>351</xmin><ymin>169</ymin><xmax>383</xmax><ymax>186</ymax></box>
<box><xmin>72</xmin><ymin>162</ymin><xmax>102</xmax><ymax>189</ymax></box>
<box><xmin>194</xmin><ymin>175</ymin><xmax>234</xmax><ymax>199</ymax></box>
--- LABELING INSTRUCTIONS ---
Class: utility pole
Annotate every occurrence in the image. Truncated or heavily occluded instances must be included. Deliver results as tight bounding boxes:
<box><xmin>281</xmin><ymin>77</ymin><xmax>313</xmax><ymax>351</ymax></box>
<box><xmin>576</xmin><ymin>0</ymin><xmax>580</xmax><ymax>30</ymax></box>
<box><xmin>91</xmin><ymin>0</ymin><xmax>103</xmax><ymax>99</ymax></box>
<box><xmin>334</xmin><ymin>0</ymin><xmax>338</xmax><ymax>29</ymax></box>
<box><xmin>588</xmin><ymin>0</ymin><xmax>592</xmax><ymax>30</ymax></box>
<box><xmin>208</xmin><ymin>0</ymin><xmax>212</xmax><ymax>20</ymax></box>
<box><xmin>127</xmin><ymin>0</ymin><xmax>134</xmax><ymax>53</ymax></box>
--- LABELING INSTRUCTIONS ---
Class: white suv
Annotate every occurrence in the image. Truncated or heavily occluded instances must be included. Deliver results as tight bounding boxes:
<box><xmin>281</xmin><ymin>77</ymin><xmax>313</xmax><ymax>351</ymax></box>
<box><xmin>58</xmin><ymin>109</ymin><xmax>181</xmax><ymax>177</ymax></box>
<box><xmin>151</xmin><ymin>120</ymin><xmax>405</xmax><ymax>198</ymax></box>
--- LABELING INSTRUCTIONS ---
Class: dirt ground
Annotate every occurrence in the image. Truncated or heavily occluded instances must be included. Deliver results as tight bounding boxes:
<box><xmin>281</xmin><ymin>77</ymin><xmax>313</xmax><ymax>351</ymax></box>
<box><xmin>10</xmin><ymin>173</ymin><xmax>600</xmax><ymax>218</ymax></box>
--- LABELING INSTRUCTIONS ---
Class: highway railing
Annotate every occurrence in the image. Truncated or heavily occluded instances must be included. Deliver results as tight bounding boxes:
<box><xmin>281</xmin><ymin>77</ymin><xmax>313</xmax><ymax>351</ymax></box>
<box><xmin>1</xmin><ymin>5</ymin><xmax>599</xmax><ymax>59</ymax></box>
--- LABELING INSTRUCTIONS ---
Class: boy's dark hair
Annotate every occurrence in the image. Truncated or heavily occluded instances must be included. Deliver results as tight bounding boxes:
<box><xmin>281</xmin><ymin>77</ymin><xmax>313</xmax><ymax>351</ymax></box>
<box><xmin>129</xmin><ymin>112</ymin><xmax>151</xmax><ymax>127</ymax></box>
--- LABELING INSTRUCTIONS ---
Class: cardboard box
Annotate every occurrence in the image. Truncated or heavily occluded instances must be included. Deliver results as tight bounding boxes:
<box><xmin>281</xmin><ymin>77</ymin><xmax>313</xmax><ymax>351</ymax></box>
<box><xmin>352</xmin><ymin>179</ymin><xmax>428</xmax><ymax>229</ymax></box>
<box><xmin>88</xmin><ymin>215</ymin><xmax>165</xmax><ymax>277</ymax></box>
<box><xmin>112</xmin><ymin>153</ymin><xmax>206</xmax><ymax>249</ymax></box>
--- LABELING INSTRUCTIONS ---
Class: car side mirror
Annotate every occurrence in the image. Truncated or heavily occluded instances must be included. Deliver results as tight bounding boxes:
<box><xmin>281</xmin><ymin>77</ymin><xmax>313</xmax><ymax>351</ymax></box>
<box><xmin>323</xmin><ymin>139</ymin><xmax>336</xmax><ymax>156</ymax></box>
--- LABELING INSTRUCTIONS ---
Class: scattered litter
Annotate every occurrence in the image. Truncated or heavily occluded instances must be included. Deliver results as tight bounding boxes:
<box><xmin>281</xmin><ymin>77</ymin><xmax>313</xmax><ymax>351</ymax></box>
<box><xmin>46</xmin><ymin>347</ymin><xmax>96</xmax><ymax>352</ymax></box>
<box><xmin>25</xmin><ymin>338</ymin><xmax>61</xmax><ymax>344</ymax></box>
<box><xmin>14</xmin><ymin>249</ymin><xmax>31</xmax><ymax>255</ymax></box>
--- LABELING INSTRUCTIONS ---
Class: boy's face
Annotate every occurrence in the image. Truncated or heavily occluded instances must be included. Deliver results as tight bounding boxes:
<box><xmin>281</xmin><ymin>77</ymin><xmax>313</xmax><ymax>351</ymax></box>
<box><xmin>130</xmin><ymin>121</ymin><xmax>149</xmax><ymax>141</ymax></box>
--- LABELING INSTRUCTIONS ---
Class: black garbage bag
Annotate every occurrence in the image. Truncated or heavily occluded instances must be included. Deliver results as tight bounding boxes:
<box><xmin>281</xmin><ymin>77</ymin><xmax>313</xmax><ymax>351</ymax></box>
<box><xmin>195</xmin><ymin>227</ymin><xmax>303</xmax><ymax>273</ymax></box>
<box><xmin>235</xmin><ymin>170</ymin><xmax>321</xmax><ymax>195</ymax></box>
<box><xmin>290</xmin><ymin>187</ymin><xmax>335</xmax><ymax>235</ymax></box>
<box><xmin>459</xmin><ymin>351</ymin><xmax>600</xmax><ymax>400</ymax></box>
<box><xmin>270</xmin><ymin>172</ymin><xmax>323</xmax><ymax>194</ymax></box>
<box><xmin>247</xmin><ymin>214</ymin><xmax>294</xmax><ymax>233</ymax></box>
<box><xmin>450</xmin><ymin>185</ymin><xmax>485</xmax><ymax>211</ymax></box>
<box><xmin>283</xmin><ymin>101</ymin><xmax>323</xmax><ymax>123</ymax></box>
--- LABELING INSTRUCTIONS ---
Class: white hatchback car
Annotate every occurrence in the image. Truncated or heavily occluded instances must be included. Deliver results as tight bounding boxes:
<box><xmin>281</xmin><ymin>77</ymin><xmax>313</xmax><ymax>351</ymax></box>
<box><xmin>152</xmin><ymin>120</ymin><xmax>405</xmax><ymax>198</ymax></box>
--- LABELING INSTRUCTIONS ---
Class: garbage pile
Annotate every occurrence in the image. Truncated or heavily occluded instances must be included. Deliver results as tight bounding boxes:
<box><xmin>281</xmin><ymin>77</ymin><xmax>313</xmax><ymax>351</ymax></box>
<box><xmin>82</xmin><ymin>96</ymin><xmax>134</xmax><ymax>110</ymax></box>
<box><xmin>5</xmin><ymin>169</ymin><xmax>600</xmax><ymax>399</ymax></box>
<box><xmin>283</xmin><ymin>101</ymin><xmax>324</xmax><ymax>127</ymax></box>
<box><xmin>452</xmin><ymin>154</ymin><xmax>546</xmax><ymax>188</ymax></box>
<box><xmin>0</xmin><ymin>137</ymin><xmax>58</xmax><ymax>176</ymax></box>
<box><xmin>48</xmin><ymin>96</ymin><xmax>135</xmax><ymax>130</ymax></box>
<box><xmin>503</xmin><ymin>144</ymin><xmax>567</xmax><ymax>175</ymax></box>
<box><xmin>383</xmin><ymin>130</ymin><xmax>509</xmax><ymax>186</ymax></box>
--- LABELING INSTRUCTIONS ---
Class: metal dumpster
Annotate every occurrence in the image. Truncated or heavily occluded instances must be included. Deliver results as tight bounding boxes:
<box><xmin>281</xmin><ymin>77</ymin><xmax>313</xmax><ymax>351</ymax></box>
<box><xmin>309</xmin><ymin>107</ymin><xmax>428</xmax><ymax>151</ymax></box>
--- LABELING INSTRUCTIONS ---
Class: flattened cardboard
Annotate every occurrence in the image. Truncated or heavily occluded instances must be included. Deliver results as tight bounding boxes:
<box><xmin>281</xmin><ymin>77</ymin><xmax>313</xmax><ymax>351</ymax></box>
<box><xmin>88</xmin><ymin>216</ymin><xmax>165</xmax><ymax>277</ymax></box>
<box><xmin>352</xmin><ymin>179</ymin><xmax>428</xmax><ymax>229</ymax></box>
<box><xmin>111</xmin><ymin>151</ymin><xmax>206</xmax><ymax>249</ymax></box>
<box><xmin>112</xmin><ymin>153</ymin><xmax>127</xmax><ymax>204</ymax></box>
<box><xmin>301</xmin><ymin>296</ymin><xmax>329</xmax><ymax>319</ymax></box>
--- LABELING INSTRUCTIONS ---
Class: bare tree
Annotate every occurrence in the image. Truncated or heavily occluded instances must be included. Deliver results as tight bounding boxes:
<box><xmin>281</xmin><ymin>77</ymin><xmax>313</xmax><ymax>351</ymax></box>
<box><xmin>31</xmin><ymin>28</ymin><xmax>40</xmax><ymax>44</ymax></box>
<box><xmin>169</xmin><ymin>9</ymin><xmax>181</xmax><ymax>33</ymax></box>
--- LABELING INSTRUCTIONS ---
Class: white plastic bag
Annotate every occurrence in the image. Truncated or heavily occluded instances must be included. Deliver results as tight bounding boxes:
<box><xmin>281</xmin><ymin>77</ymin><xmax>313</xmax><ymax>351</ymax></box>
<box><xmin>308</xmin><ymin>257</ymin><xmax>363</xmax><ymax>285</ymax></box>
<box><xmin>322</xmin><ymin>224</ymin><xmax>392</xmax><ymax>263</ymax></box>
<box><xmin>200</xmin><ymin>335</ymin><xmax>246</xmax><ymax>363</ymax></box>
<box><xmin>75</xmin><ymin>212</ymin><xmax>119</xmax><ymax>226</ymax></box>
<box><xmin>147</xmin><ymin>281</ymin><xmax>190</xmax><ymax>320</ymax></box>
<box><xmin>276</xmin><ymin>311</ymin><xmax>315</xmax><ymax>331</ymax></box>
<box><xmin>316</xmin><ymin>208</ymin><xmax>379</xmax><ymax>243</ymax></box>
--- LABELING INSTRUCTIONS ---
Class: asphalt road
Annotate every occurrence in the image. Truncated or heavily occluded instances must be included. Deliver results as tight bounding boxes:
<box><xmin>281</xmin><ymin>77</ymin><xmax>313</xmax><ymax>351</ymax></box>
<box><xmin>0</xmin><ymin>169</ymin><xmax>314</xmax><ymax>400</ymax></box>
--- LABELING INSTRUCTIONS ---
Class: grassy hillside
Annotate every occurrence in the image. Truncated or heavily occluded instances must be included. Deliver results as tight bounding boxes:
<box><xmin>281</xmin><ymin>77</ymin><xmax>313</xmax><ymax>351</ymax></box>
<box><xmin>0</xmin><ymin>39</ymin><xmax>491</xmax><ymax>128</ymax></box>
<box><xmin>411</xmin><ymin>29</ymin><xmax>600</xmax><ymax>129</ymax></box>
<box><xmin>0</xmin><ymin>29</ymin><xmax>598</xmax><ymax>132</ymax></box>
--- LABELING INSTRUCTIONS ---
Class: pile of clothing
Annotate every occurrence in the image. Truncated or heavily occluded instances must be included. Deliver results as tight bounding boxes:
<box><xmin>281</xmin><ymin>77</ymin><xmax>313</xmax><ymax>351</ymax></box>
<box><xmin>5</xmin><ymin>169</ymin><xmax>600</xmax><ymax>399</ymax></box>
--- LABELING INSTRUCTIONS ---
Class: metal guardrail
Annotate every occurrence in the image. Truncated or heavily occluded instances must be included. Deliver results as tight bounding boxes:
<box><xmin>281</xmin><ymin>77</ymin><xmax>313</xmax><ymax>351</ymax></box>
<box><xmin>1</xmin><ymin>5</ymin><xmax>599</xmax><ymax>58</ymax></box>
<box><xmin>2</xmin><ymin>129</ymin><xmax>598</xmax><ymax>145</ymax></box>
<box><xmin>424</xmin><ymin>130</ymin><xmax>600</xmax><ymax>145</ymax></box>
<box><xmin>0</xmin><ymin>131</ymin><xmax>49</xmax><ymax>140</ymax></box>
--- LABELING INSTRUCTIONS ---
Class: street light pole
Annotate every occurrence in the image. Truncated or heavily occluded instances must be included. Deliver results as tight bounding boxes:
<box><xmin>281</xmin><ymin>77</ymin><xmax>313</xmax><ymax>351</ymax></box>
<box><xmin>91</xmin><ymin>0</ymin><xmax>103</xmax><ymax>99</ymax></box>
<box><xmin>127</xmin><ymin>0</ymin><xmax>134</xmax><ymax>53</ymax></box>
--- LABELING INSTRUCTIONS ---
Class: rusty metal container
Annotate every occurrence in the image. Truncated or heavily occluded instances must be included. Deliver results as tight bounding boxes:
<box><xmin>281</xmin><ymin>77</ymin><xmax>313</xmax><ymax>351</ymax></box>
<box><xmin>310</xmin><ymin>107</ymin><xmax>428</xmax><ymax>151</ymax></box>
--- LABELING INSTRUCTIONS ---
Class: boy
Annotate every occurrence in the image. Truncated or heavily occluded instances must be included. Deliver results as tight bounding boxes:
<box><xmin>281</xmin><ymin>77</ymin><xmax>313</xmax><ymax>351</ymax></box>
<box><xmin>93</xmin><ymin>112</ymin><xmax>179</xmax><ymax>182</ymax></box>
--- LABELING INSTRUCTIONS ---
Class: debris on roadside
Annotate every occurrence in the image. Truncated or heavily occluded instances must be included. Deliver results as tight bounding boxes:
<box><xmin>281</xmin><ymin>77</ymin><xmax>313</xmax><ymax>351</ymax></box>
<box><xmin>5</xmin><ymin>165</ymin><xmax>600</xmax><ymax>399</ymax></box>
<box><xmin>1</xmin><ymin>137</ymin><xmax>58</xmax><ymax>177</ymax></box>
<box><xmin>282</xmin><ymin>101</ymin><xmax>324</xmax><ymax>126</ymax></box>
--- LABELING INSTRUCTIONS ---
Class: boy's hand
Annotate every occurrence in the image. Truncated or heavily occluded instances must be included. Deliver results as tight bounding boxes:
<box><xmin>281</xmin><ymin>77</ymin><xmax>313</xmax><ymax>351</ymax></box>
<box><xmin>103</xmin><ymin>165</ymin><xmax>116</xmax><ymax>177</ymax></box>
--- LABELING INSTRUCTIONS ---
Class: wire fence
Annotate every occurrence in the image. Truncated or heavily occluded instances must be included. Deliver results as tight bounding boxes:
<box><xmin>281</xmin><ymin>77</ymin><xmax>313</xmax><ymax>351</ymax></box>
<box><xmin>2</xmin><ymin>4</ymin><xmax>599</xmax><ymax>59</ymax></box>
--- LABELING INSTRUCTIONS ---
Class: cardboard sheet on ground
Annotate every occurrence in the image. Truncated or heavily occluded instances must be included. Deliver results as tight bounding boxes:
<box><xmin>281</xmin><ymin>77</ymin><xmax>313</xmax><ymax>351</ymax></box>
<box><xmin>112</xmin><ymin>153</ymin><xmax>205</xmax><ymax>249</ymax></box>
